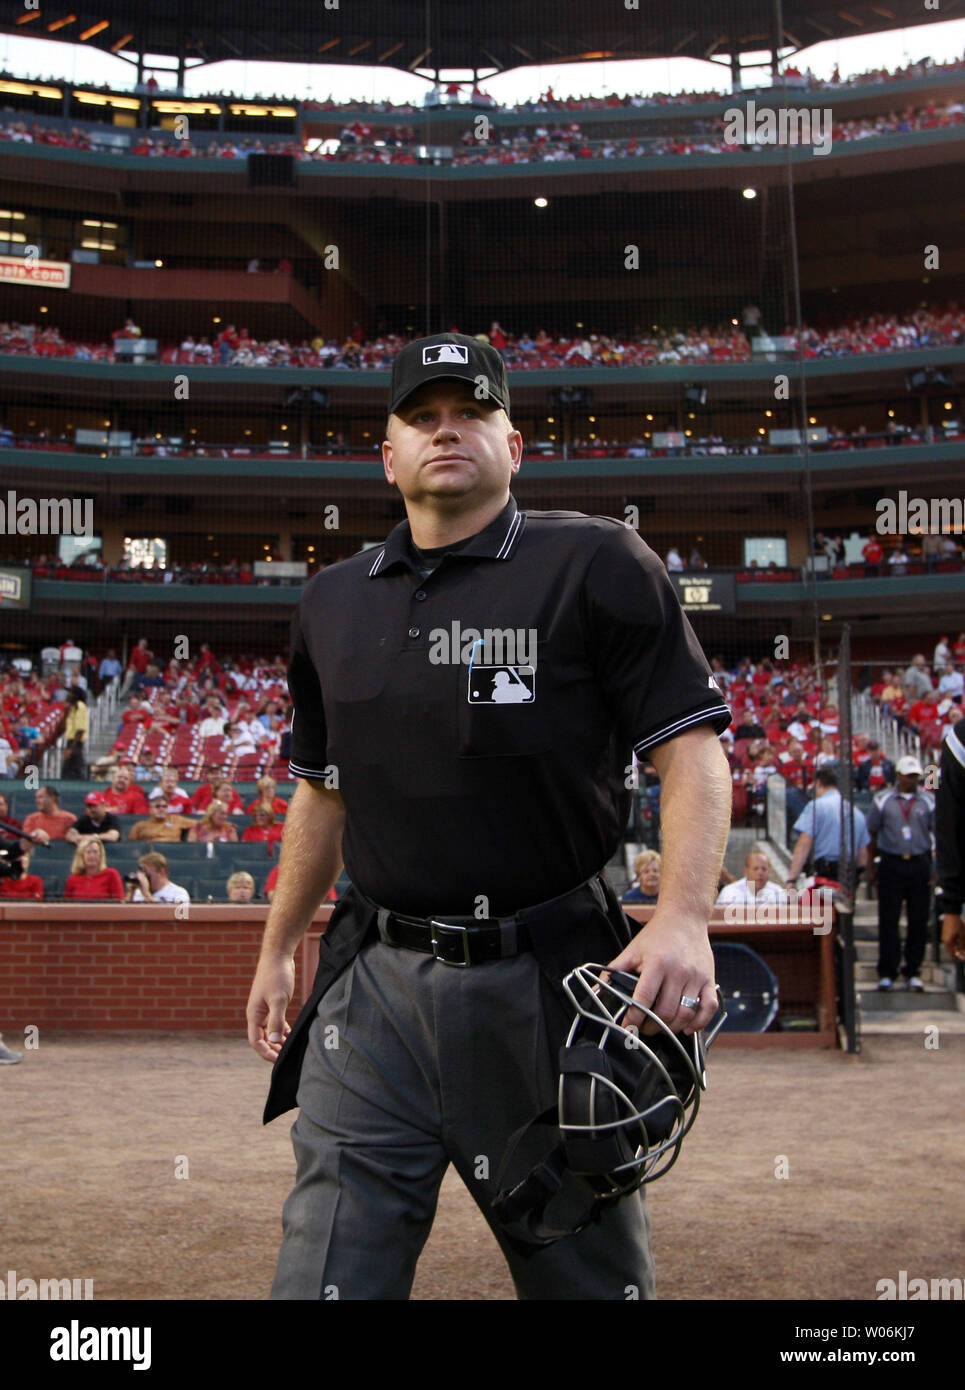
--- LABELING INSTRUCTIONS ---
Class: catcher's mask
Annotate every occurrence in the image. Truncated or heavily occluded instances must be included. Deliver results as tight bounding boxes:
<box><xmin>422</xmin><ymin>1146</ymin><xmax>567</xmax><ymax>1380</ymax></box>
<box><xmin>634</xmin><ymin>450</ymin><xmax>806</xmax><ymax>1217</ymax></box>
<box><xmin>491</xmin><ymin>963</ymin><xmax>725</xmax><ymax>1248</ymax></box>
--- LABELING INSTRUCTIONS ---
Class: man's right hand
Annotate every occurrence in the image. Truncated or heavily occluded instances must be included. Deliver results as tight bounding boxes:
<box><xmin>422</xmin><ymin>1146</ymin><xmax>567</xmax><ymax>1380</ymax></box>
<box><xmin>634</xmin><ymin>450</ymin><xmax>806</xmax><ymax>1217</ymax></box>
<box><xmin>247</xmin><ymin>953</ymin><xmax>295</xmax><ymax>1061</ymax></box>
<box><xmin>941</xmin><ymin>913</ymin><xmax>965</xmax><ymax>963</ymax></box>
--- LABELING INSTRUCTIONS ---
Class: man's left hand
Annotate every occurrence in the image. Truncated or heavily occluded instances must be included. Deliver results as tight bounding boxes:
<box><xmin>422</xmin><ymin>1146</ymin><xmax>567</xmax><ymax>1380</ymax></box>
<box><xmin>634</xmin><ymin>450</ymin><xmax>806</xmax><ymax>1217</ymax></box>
<box><xmin>607</xmin><ymin>910</ymin><xmax>718</xmax><ymax>1037</ymax></box>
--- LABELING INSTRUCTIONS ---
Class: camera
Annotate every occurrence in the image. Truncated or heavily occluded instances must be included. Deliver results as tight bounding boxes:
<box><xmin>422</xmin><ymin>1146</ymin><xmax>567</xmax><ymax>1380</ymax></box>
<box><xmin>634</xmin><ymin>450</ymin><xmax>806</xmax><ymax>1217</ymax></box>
<box><xmin>0</xmin><ymin>840</ymin><xmax>25</xmax><ymax>880</ymax></box>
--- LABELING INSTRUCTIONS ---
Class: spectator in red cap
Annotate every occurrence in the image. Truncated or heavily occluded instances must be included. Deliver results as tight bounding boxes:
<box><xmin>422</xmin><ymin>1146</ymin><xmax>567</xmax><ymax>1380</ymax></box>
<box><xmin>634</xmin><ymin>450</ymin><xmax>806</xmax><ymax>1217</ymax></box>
<box><xmin>65</xmin><ymin>793</ymin><xmax>121</xmax><ymax>844</ymax></box>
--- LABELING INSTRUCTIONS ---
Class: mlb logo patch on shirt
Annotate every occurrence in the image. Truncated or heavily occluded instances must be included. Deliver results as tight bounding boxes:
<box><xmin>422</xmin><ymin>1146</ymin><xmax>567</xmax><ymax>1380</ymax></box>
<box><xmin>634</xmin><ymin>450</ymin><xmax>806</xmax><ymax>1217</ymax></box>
<box><xmin>467</xmin><ymin>665</ymin><xmax>535</xmax><ymax>704</ymax></box>
<box><xmin>423</xmin><ymin>344</ymin><xmax>469</xmax><ymax>365</ymax></box>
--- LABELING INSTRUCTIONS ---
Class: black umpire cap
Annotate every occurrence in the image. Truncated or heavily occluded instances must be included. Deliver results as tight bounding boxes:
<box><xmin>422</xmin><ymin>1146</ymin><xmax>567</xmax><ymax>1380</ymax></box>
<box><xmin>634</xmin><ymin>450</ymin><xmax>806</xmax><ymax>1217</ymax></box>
<box><xmin>388</xmin><ymin>333</ymin><xmax>510</xmax><ymax>418</ymax></box>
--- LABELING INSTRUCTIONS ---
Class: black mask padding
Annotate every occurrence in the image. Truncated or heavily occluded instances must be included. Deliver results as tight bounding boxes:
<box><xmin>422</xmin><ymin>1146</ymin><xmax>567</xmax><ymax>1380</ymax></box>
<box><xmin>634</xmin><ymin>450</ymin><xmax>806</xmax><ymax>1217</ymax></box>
<box><xmin>559</xmin><ymin>1029</ymin><xmax>700</xmax><ymax>1181</ymax></box>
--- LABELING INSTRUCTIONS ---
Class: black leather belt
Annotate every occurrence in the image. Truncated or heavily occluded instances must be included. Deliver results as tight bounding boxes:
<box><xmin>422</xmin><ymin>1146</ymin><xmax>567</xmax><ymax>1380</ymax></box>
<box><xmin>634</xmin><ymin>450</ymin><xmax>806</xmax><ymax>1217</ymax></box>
<box><xmin>377</xmin><ymin>911</ymin><xmax>532</xmax><ymax>966</ymax></box>
<box><xmin>356</xmin><ymin>875</ymin><xmax>603</xmax><ymax>968</ymax></box>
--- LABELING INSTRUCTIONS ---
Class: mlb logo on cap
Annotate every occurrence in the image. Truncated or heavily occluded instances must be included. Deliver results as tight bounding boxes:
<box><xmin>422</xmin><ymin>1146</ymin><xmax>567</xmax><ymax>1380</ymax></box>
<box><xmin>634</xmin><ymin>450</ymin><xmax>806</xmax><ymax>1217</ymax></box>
<box><xmin>422</xmin><ymin>344</ymin><xmax>469</xmax><ymax>365</ymax></box>
<box><xmin>388</xmin><ymin>332</ymin><xmax>510</xmax><ymax>417</ymax></box>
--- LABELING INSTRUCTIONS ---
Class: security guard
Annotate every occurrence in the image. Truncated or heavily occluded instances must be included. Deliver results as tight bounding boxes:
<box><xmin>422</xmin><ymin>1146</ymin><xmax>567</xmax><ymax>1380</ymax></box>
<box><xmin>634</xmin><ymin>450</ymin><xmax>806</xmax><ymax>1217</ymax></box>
<box><xmin>786</xmin><ymin>767</ymin><xmax>871</xmax><ymax>883</ymax></box>
<box><xmin>866</xmin><ymin>755</ymin><xmax>935</xmax><ymax>992</ymax></box>
<box><xmin>936</xmin><ymin>717</ymin><xmax>965</xmax><ymax>965</ymax></box>
<box><xmin>246</xmin><ymin>333</ymin><xmax>733</xmax><ymax>1301</ymax></box>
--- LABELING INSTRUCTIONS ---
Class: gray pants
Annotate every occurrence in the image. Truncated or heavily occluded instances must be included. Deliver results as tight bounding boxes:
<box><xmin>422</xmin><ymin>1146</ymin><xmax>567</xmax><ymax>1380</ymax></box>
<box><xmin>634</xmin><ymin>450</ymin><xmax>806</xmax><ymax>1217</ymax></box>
<box><xmin>271</xmin><ymin>937</ymin><xmax>655</xmax><ymax>1300</ymax></box>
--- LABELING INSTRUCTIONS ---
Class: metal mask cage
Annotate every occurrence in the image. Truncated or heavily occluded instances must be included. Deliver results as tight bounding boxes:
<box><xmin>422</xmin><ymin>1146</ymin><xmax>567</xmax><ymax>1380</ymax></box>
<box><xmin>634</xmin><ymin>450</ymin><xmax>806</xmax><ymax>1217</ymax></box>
<box><xmin>558</xmin><ymin>964</ymin><xmax>721</xmax><ymax>1192</ymax></box>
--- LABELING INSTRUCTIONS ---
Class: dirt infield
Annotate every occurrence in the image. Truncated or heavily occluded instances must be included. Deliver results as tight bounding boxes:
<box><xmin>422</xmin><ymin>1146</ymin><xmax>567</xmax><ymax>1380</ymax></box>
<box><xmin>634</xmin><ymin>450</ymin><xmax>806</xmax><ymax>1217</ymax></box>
<box><xmin>2</xmin><ymin>1031</ymin><xmax>962</xmax><ymax>1301</ymax></box>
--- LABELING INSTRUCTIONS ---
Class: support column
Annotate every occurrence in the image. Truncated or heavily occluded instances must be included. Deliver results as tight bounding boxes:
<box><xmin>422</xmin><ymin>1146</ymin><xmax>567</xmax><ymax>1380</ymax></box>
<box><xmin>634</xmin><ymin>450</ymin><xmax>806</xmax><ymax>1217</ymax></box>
<box><xmin>731</xmin><ymin>51</ymin><xmax>742</xmax><ymax>94</ymax></box>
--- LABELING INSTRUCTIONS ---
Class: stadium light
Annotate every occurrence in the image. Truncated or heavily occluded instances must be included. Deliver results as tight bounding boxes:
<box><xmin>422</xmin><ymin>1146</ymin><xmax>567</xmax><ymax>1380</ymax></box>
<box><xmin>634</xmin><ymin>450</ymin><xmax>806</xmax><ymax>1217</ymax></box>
<box><xmin>742</xmin><ymin>188</ymin><xmax>757</xmax><ymax>200</ymax></box>
<box><xmin>534</xmin><ymin>198</ymin><xmax>548</xmax><ymax>208</ymax></box>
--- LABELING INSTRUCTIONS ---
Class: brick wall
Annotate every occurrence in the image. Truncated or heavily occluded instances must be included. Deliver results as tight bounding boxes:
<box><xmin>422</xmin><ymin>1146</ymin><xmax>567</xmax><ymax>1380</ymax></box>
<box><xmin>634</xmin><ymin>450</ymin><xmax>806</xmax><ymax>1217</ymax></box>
<box><xmin>0</xmin><ymin>904</ymin><xmax>834</xmax><ymax>1043</ymax></box>
<box><xmin>0</xmin><ymin>904</ymin><xmax>332</xmax><ymax>1031</ymax></box>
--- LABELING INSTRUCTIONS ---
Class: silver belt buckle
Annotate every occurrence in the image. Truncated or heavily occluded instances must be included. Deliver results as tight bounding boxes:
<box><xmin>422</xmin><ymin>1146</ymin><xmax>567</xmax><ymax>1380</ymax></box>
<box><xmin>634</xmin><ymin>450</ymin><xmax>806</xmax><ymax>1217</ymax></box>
<box><xmin>429</xmin><ymin>918</ymin><xmax>473</xmax><ymax>967</ymax></box>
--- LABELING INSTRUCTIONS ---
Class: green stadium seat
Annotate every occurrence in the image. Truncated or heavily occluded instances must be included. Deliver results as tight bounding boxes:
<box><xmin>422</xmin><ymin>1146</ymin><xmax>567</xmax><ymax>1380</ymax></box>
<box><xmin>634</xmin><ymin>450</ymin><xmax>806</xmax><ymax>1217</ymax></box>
<box><xmin>201</xmin><ymin>842</ymin><xmax>244</xmax><ymax>867</ymax></box>
<box><xmin>152</xmin><ymin>842</ymin><xmax>207</xmax><ymax>860</ymax></box>
<box><xmin>191</xmin><ymin>878</ymin><xmax>231</xmax><ymax>903</ymax></box>
<box><xmin>230</xmin><ymin>846</ymin><xmax>274</xmax><ymax>865</ymax></box>
<box><xmin>104</xmin><ymin>846</ymin><xmax>143</xmax><ymax>864</ymax></box>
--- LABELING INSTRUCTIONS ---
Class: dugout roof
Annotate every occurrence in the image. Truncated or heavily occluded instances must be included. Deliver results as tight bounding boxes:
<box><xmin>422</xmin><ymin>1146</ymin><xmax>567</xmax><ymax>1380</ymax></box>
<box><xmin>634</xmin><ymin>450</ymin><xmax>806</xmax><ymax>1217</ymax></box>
<box><xmin>5</xmin><ymin>2</ymin><xmax>957</xmax><ymax>75</ymax></box>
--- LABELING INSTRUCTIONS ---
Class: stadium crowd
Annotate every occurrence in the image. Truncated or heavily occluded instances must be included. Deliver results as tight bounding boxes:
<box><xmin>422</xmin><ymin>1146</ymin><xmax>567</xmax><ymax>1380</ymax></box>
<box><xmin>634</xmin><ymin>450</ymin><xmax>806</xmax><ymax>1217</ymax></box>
<box><xmin>0</xmin><ymin>638</ymin><xmax>313</xmax><ymax>902</ymax></box>
<box><xmin>1</xmin><ymin>303</ymin><xmax>962</xmax><ymax>374</ymax></box>
<box><xmin>3</xmin><ymin>639</ymin><xmax>957</xmax><ymax>903</ymax></box>
<box><xmin>2</xmin><ymin>96</ymin><xmax>962</xmax><ymax>164</ymax></box>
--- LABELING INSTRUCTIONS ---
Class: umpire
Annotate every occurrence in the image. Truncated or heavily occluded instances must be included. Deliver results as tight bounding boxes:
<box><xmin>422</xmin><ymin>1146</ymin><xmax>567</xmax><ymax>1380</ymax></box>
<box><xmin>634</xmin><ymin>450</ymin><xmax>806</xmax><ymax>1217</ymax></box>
<box><xmin>246</xmin><ymin>333</ymin><xmax>733</xmax><ymax>1300</ymax></box>
<box><xmin>936</xmin><ymin>717</ymin><xmax>965</xmax><ymax>965</ymax></box>
<box><xmin>865</xmin><ymin>756</ymin><xmax>935</xmax><ymax>992</ymax></box>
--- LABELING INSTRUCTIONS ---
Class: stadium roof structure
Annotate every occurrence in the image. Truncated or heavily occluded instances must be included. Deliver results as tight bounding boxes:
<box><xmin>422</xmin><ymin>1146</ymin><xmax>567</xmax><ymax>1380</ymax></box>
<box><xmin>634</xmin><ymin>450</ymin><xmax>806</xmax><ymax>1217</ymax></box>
<box><xmin>5</xmin><ymin>1</ymin><xmax>958</xmax><ymax>78</ymax></box>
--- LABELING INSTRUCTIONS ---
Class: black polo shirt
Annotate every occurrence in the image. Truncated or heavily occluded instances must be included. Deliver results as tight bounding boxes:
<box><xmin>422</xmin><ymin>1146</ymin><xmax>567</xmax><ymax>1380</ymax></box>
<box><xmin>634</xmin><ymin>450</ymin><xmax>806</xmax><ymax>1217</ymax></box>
<box><xmin>289</xmin><ymin>496</ymin><xmax>730</xmax><ymax>916</ymax></box>
<box><xmin>71</xmin><ymin>811</ymin><xmax>120</xmax><ymax>838</ymax></box>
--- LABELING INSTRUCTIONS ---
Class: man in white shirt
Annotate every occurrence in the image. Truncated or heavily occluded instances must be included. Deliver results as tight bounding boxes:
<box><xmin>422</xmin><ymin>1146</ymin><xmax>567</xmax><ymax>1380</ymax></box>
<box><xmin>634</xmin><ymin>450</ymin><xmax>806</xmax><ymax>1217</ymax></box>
<box><xmin>127</xmin><ymin>851</ymin><xmax>190</xmax><ymax>904</ymax></box>
<box><xmin>198</xmin><ymin>698</ymin><xmax>227</xmax><ymax>739</ymax></box>
<box><xmin>938</xmin><ymin>663</ymin><xmax>964</xmax><ymax>698</ymax></box>
<box><xmin>224</xmin><ymin>721</ymin><xmax>257</xmax><ymax>756</ymax></box>
<box><xmin>715</xmin><ymin>846</ymin><xmax>788</xmax><ymax>907</ymax></box>
<box><xmin>933</xmin><ymin>635</ymin><xmax>952</xmax><ymax>670</ymax></box>
<box><xmin>151</xmin><ymin>766</ymin><xmax>192</xmax><ymax>813</ymax></box>
<box><xmin>665</xmin><ymin>545</ymin><xmax>684</xmax><ymax>572</ymax></box>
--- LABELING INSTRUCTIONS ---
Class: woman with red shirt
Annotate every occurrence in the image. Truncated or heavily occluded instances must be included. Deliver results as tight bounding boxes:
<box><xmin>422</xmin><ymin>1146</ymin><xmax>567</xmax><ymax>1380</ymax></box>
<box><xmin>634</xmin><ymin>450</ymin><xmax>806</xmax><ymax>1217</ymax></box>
<box><xmin>64</xmin><ymin>837</ymin><xmax>125</xmax><ymax>900</ymax></box>
<box><xmin>241</xmin><ymin>805</ymin><xmax>284</xmax><ymax>846</ymax></box>
<box><xmin>245</xmin><ymin>776</ymin><xmax>287</xmax><ymax>817</ymax></box>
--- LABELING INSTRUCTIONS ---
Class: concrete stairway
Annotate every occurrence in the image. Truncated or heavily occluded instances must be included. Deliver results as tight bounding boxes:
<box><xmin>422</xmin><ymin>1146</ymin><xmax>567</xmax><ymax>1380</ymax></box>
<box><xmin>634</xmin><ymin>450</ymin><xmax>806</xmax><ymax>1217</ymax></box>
<box><xmin>849</xmin><ymin>896</ymin><xmax>965</xmax><ymax>1033</ymax></box>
